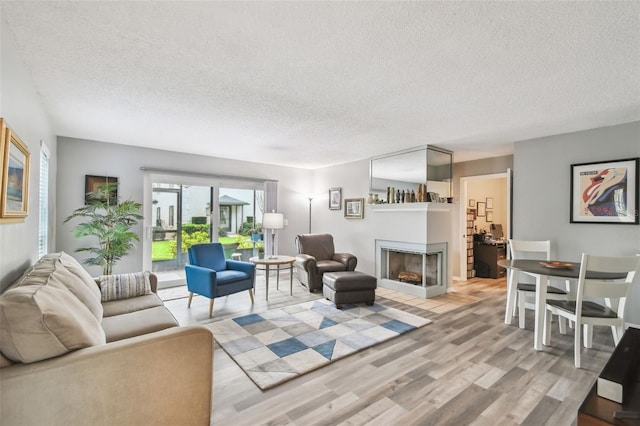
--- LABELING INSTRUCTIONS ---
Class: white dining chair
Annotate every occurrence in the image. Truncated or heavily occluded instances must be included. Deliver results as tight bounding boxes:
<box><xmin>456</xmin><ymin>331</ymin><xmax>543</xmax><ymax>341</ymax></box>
<box><xmin>507</xmin><ymin>239</ymin><xmax>570</xmax><ymax>329</ymax></box>
<box><xmin>545</xmin><ymin>253</ymin><xmax>640</xmax><ymax>368</ymax></box>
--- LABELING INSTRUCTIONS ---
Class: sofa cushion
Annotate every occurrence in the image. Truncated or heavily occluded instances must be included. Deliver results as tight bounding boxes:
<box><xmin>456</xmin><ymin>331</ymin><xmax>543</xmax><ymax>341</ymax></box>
<box><xmin>101</xmin><ymin>306</ymin><xmax>178</xmax><ymax>342</ymax></box>
<box><xmin>316</xmin><ymin>260</ymin><xmax>348</xmax><ymax>274</ymax></box>
<box><xmin>102</xmin><ymin>293</ymin><xmax>164</xmax><ymax>318</ymax></box>
<box><xmin>43</xmin><ymin>252</ymin><xmax>102</xmax><ymax>302</ymax></box>
<box><xmin>98</xmin><ymin>272</ymin><xmax>152</xmax><ymax>302</ymax></box>
<box><xmin>22</xmin><ymin>257</ymin><xmax>104</xmax><ymax>320</ymax></box>
<box><xmin>0</xmin><ymin>352</ymin><xmax>14</xmax><ymax>368</ymax></box>
<box><xmin>6</xmin><ymin>265</ymin><xmax>35</xmax><ymax>289</ymax></box>
<box><xmin>0</xmin><ymin>281</ymin><xmax>106</xmax><ymax>363</ymax></box>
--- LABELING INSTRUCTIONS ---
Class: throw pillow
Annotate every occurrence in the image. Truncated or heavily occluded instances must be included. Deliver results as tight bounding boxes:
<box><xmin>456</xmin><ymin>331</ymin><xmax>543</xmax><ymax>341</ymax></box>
<box><xmin>44</xmin><ymin>252</ymin><xmax>102</xmax><ymax>302</ymax></box>
<box><xmin>22</xmin><ymin>256</ymin><xmax>103</xmax><ymax>321</ymax></box>
<box><xmin>0</xmin><ymin>280</ymin><xmax>106</xmax><ymax>363</ymax></box>
<box><xmin>99</xmin><ymin>271</ymin><xmax>152</xmax><ymax>302</ymax></box>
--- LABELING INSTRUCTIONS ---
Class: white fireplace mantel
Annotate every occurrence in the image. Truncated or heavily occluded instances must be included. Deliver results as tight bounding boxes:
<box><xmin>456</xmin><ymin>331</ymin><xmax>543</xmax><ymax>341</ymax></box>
<box><xmin>367</xmin><ymin>202</ymin><xmax>453</xmax><ymax>212</ymax></box>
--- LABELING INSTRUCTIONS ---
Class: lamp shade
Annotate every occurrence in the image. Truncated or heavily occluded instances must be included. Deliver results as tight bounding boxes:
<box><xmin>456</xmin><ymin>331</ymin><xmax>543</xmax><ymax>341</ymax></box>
<box><xmin>262</xmin><ymin>212</ymin><xmax>284</xmax><ymax>230</ymax></box>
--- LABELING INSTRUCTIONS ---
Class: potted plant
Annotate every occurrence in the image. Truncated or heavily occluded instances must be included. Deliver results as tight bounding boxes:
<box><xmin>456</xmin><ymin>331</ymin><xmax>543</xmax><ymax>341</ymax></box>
<box><xmin>251</xmin><ymin>222</ymin><xmax>264</xmax><ymax>241</ymax></box>
<box><xmin>64</xmin><ymin>181</ymin><xmax>143</xmax><ymax>275</ymax></box>
<box><xmin>257</xmin><ymin>242</ymin><xmax>265</xmax><ymax>259</ymax></box>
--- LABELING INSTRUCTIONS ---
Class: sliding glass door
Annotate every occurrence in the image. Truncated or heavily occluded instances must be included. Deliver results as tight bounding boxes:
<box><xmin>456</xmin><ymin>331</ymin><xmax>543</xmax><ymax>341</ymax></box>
<box><xmin>151</xmin><ymin>183</ymin><xmax>215</xmax><ymax>273</ymax></box>
<box><xmin>143</xmin><ymin>172</ymin><xmax>266</xmax><ymax>288</ymax></box>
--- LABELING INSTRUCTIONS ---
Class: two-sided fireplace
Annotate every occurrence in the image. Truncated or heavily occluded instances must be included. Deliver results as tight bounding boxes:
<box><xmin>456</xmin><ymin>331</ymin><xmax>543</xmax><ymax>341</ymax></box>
<box><xmin>375</xmin><ymin>240</ymin><xmax>448</xmax><ymax>298</ymax></box>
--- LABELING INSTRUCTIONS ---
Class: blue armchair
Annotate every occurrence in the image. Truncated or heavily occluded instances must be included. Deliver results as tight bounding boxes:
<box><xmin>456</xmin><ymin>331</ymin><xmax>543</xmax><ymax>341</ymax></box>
<box><xmin>185</xmin><ymin>243</ymin><xmax>256</xmax><ymax>317</ymax></box>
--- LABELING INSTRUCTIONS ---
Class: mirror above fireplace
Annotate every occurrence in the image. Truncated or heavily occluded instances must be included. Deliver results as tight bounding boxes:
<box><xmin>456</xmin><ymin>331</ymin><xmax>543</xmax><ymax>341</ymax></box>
<box><xmin>369</xmin><ymin>146</ymin><xmax>452</xmax><ymax>203</ymax></box>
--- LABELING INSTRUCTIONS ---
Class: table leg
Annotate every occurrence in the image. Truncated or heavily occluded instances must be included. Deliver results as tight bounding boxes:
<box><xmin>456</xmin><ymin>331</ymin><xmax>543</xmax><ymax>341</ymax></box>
<box><xmin>534</xmin><ymin>274</ymin><xmax>549</xmax><ymax>351</ymax></box>
<box><xmin>276</xmin><ymin>266</ymin><xmax>280</xmax><ymax>290</ymax></box>
<box><xmin>265</xmin><ymin>265</ymin><xmax>270</xmax><ymax>301</ymax></box>
<box><xmin>505</xmin><ymin>269</ymin><xmax>518</xmax><ymax>325</ymax></box>
<box><xmin>289</xmin><ymin>263</ymin><xmax>293</xmax><ymax>296</ymax></box>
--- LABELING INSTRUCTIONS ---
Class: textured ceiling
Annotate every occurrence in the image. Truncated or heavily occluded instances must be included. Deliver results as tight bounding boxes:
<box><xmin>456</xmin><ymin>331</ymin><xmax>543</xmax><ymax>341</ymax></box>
<box><xmin>1</xmin><ymin>1</ymin><xmax>639</xmax><ymax>169</ymax></box>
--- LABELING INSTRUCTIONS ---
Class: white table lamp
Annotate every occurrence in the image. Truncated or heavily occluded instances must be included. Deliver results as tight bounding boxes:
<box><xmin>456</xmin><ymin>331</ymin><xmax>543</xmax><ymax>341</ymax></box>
<box><xmin>262</xmin><ymin>211</ymin><xmax>284</xmax><ymax>258</ymax></box>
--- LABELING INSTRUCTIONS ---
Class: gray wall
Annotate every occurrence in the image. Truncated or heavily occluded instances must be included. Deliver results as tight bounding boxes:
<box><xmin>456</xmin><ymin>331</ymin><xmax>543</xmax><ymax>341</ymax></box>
<box><xmin>309</xmin><ymin>159</ymin><xmax>454</xmax><ymax>285</ymax></box>
<box><xmin>56</xmin><ymin>138</ymin><xmax>311</xmax><ymax>276</ymax></box>
<box><xmin>513</xmin><ymin>121</ymin><xmax>640</xmax><ymax>324</ymax></box>
<box><xmin>453</xmin><ymin>155</ymin><xmax>514</xmax><ymax>192</ymax></box>
<box><xmin>57</xmin><ymin>140</ymin><xmax>451</xmax><ymax>281</ymax></box>
<box><xmin>0</xmin><ymin>19</ymin><xmax>57</xmax><ymax>292</ymax></box>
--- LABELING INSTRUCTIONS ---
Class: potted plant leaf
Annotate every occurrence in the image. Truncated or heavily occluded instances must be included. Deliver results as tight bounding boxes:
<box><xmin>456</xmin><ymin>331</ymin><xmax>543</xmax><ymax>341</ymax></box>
<box><xmin>64</xmin><ymin>181</ymin><xmax>143</xmax><ymax>275</ymax></box>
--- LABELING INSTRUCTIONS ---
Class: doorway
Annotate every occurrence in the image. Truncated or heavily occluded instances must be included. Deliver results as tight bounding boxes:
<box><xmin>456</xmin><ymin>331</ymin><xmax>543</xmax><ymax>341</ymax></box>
<box><xmin>459</xmin><ymin>170</ymin><xmax>512</xmax><ymax>281</ymax></box>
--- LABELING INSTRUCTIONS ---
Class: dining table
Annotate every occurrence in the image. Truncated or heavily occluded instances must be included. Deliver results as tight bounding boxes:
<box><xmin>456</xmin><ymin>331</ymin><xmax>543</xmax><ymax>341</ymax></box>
<box><xmin>497</xmin><ymin>259</ymin><xmax>627</xmax><ymax>351</ymax></box>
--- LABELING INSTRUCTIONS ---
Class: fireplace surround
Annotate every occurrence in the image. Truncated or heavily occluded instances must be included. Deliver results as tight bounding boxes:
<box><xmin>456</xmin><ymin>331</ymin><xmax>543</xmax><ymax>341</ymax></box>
<box><xmin>375</xmin><ymin>239</ymin><xmax>448</xmax><ymax>298</ymax></box>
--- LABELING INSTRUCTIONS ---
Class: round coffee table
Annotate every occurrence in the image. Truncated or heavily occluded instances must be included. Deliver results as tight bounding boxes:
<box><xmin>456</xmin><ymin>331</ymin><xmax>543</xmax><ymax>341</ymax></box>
<box><xmin>249</xmin><ymin>256</ymin><xmax>296</xmax><ymax>300</ymax></box>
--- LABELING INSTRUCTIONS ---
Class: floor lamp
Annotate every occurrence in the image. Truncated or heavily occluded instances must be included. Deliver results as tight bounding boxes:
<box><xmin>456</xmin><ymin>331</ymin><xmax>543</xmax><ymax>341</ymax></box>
<box><xmin>308</xmin><ymin>197</ymin><xmax>314</xmax><ymax>233</ymax></box>
<box><xmin>262</xmin><ymin>211</ymin><xmax>284</xmax><ymax>259</ymax></box>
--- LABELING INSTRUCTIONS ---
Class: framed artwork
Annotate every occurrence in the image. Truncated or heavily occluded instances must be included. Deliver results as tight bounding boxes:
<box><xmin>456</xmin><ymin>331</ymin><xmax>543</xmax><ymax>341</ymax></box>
<box><xmin>468</xmin><ymin>199</ymin><xmax>476</xmax><ymax>207</ymax></box>
<box><xmin>329</xmin><ymin>187</ymin><xmax>342</xmax><ymax>210</ymax></box>
<box><xmin>85</xmin><ymin>175</ymin><xmax>118</xmax><ymax>205</ymax></box>
<box><xmin>344</xmin><ymin>198</ymin><xmax>364</xmax><ymax>219</ymax></box>
<box><xmin>570</xmin><ymin>158</ymin><xmax>638</xmax><ymax>224</ymax></box>
<box><xmin>486</xmin><ymin>211</ymin><xmax>493</xmax><ymax>222</ymax></box>
<box><xmin>427</xmin><ymin>192</ymin><xmax>439</xmax><ymax>202</ymax></box>
<box><xmin>486</xmin><ymin>197</ymin><xmax>493</xmax><ymax>209</ymax></box>
<box><xmin>477</xmin><ymin>201</ymin><xmax>486</xmax><ymax>217</ymax></box>
<box><xmin>0</xmin><ymin>119</ymin><xmax>5</xmax><ymax>202</ymax></box>
<box><xmin>1</xmin><ymin>120</ymin><xmax>30</xmax><ymax>219</ymax></box>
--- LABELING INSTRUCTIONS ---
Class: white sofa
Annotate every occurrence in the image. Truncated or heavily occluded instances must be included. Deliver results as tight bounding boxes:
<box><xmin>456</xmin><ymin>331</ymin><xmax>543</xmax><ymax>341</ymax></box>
<box><xmin>0</xmin><ymin>252</ymin><xmax>213</xmax><ymax>426</ymax></box>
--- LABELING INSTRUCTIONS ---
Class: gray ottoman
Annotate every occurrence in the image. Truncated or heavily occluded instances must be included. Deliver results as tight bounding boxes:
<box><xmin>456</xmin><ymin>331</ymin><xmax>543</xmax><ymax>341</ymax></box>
<box><xmin>323</xmin><ymin>271</ymin><xmax>377</xmax><ymax>308</ymax></box>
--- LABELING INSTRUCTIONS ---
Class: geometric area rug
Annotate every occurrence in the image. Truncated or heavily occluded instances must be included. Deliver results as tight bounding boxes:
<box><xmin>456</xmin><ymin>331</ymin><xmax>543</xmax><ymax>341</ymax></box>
<box><xmin>207</xmin><ymin>299</ymin><xmax>431</xmax><ymax>390</ymax></box>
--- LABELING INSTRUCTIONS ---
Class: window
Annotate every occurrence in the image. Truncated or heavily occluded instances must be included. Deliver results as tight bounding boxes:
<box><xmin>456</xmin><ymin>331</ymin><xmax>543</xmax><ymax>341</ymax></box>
<box><xmin>169</xmin><ymin>205</ymin><xmax>175</xmax><ymax>227</ymax></box>
<box><xmin>38</xmin><ymin>142</ymin><xmax>50</xmax><ymax>257</ymax></box>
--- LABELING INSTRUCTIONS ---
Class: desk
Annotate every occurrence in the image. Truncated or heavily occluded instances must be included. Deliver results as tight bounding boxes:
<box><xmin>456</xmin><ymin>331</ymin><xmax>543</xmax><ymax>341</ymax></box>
<box><xmin>498</xmin><ymin>259</ymin><xmax>625</xmax><ymax>351</ymax></box>
<box><xmin>474</xmin><ymin>242</ymin><xmax>506</xmax><ymax>278</ymax></box>
<box><xmin>249</xmin><ymin>256</ymin><xmax>295</xmax><ymax>301</ymax></box>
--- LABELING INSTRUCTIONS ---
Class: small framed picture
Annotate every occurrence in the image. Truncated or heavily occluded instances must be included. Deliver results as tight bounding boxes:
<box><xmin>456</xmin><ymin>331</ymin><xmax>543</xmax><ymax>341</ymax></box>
<box><xmin>329</xmin><ymin>187</ymin><xmax>342</xmax><ymax>210</ymax></box>
<box><xmin>344</xmin><ymin>198</ymin><xmax>364</xmax><ymax>219</ymax></box>
<box><xmin>486</xmin><ymin>211</ymin><xmax>493</xmax><ymax>222</ymax></box>
<box><xmin>477</xmin><ymin>202</ymin><xmax>486</xmax><ymax>217</ymax></box>
<box><xmin>486</xmin><ymin>197</ymin><xmax>493</xmax><ymax>209</ymax></box>
<box><xmin>85</xmin><ymin>175</ymin><xmax>118</xmax><ymax>205</ymax></box>
<box><xmin>468</xmin><ymin>199</ymin><xmax>476</xmax><ymax>207</ymax></box>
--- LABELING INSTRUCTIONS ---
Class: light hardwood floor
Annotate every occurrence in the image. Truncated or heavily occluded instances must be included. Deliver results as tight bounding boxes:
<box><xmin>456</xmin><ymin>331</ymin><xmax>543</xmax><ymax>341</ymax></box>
<box><xmin>163</xmin><ymin>272</ymin><xmax>615</xmax><ymax>426</ymax></box>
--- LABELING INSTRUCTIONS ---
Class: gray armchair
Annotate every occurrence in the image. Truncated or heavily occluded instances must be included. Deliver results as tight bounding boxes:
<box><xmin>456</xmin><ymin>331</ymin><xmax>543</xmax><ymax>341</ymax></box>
<box><xmin>294</xmin><ymin>234</ymin><xmax>357</xmax><ymax>292</ymax></box>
